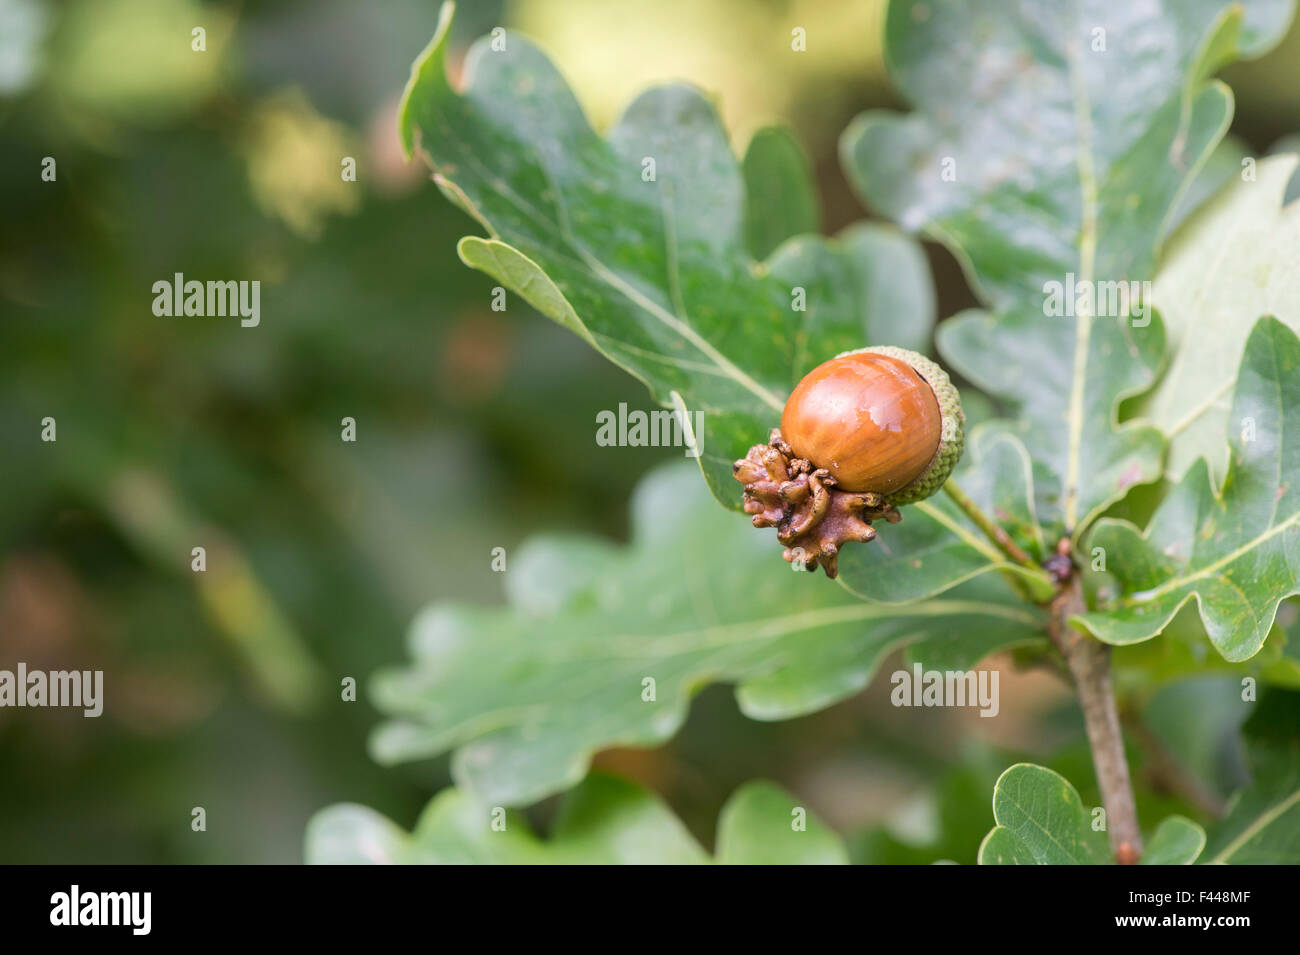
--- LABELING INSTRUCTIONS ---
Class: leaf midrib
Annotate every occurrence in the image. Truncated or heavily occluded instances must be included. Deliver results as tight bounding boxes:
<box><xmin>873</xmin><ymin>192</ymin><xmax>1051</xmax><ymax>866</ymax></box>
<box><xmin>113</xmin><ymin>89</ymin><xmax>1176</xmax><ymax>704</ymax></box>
<box><xmin>1127</xmin><ymin>509</ymin><xmax>1300</xmax><ymax>604</ymax></box>
<box><xmin>607</xmin><ymin>597</ymin><xmax>1044</xmax><ymax>655</ymax></box>
<box><xmin>1207</xmin><ymin>784</ymin><xmax>1300</xmax><ymax>863</ymax></box>
<box><xmin>1063</xmin><ymin>30</ymin><xmax>1099</xmax><ymax>534</ymax></box>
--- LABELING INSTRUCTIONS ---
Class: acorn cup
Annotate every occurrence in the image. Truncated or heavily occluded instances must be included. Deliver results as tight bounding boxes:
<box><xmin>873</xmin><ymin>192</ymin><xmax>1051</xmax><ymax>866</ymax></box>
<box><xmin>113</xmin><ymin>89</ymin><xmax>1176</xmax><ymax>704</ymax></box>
<box><xmin>733</xmin><ymin>346</ymin><xmax>965</xmax><ymax>578</ymax></box>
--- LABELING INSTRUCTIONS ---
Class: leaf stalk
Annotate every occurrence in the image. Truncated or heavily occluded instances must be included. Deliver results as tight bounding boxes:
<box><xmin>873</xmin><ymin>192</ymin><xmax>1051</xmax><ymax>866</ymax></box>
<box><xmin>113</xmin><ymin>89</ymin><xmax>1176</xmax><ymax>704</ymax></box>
<box><xmin>941</xmin><ymin>479</ymin><xmax>1047</xmax><ymax>580</ymax></box>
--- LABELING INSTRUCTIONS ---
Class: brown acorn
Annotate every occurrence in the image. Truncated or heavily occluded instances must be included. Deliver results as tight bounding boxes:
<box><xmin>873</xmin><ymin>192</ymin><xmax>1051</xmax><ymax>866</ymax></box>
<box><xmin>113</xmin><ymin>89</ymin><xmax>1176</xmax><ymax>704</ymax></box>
<box><xmin>733</xmin><ymin>346</ymin><xmax>964</xmax><ymax>577</ymax></box>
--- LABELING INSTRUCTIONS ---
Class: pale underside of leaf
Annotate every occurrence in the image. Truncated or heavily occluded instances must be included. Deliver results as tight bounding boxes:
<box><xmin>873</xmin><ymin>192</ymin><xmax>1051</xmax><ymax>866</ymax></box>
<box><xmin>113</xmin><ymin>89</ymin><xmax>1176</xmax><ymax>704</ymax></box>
<box><xmin>1149</xmin><ymin>153</ymin><xmax>1300</xmax><ymax>481</ymax></box>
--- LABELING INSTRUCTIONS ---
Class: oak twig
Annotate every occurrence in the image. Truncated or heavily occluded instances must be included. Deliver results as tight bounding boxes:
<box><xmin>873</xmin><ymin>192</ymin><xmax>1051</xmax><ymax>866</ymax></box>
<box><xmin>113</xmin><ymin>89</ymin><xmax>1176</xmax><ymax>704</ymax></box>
<box><xmin>1048</xmin><ymin>576</ymin><xmax>1143</xmax><ymax>862</ymax></box>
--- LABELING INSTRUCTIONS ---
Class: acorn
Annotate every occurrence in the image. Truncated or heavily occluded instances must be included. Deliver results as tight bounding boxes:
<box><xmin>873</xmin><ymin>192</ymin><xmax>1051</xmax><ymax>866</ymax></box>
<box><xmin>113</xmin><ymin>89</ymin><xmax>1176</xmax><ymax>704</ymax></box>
<box><xmin>733</xmin><ymin>346</ymin><xmax>964</xmax><ymax>577</ymax></box>
<box><xmin>782</xmin><ymin>346</ymin><xmax>964</xmax><ymax>505</ymax></box>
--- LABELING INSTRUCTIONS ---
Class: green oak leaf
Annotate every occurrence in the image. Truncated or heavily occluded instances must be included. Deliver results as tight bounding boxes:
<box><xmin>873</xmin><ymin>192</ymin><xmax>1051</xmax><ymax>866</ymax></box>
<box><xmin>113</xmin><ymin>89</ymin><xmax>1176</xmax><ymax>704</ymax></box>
<box><xmin>1140</xmin><ymin>815</ymin><xmax>1206</xmax><ymax>865</ymax></box>
<box><xmin>1163</xmin><ymin>134</ymin><xmax>1250</xmax><ymax>239</ymax></box>
<box><xmin>979</xmin><ymin>826</ymin><xmax>1042</xmax><ymax>864</ymax></box>
<box><xmin>306</xmin><ymin>772</ymin><xmax>846</xmax><ymax>865</ymax></box>
<box><xmin>905</xmin><ymin>580</ymin><xmax>1049</xmax><ymax>672</ymax></box>
<box><xmin>714</xmin><ymin>781</ymin><xmax>848</xmax><ymax>864</ymax></box>
<box><xmin>742</xmin><ymin>125</ymin><xmax>821</xmax><ymax>260</ymax></box>
<box><xmin>1148</xmin><ymin>154</ymin><xmax>1300</xmax><ymax>481</ymax></box>
<box><xmin>1077</xmin><ymin>318</ymin><xmax>1300</xmax><ymax>662</ymax></box>
<box><xmin>1203</xmin><ymin>741</ymin><xmax>1300</xmax><ymax>862</ymax></box>
<box><xmin>1111</xmin><ymin>602</ymin><xmax>1300</xmax><ymax>688</ymax></box>
<box><xmin>399</xmin><ymin>2</ymin><xmax>1052</xmax><ymax>603</ymax></box>
<box><xmin>369</xmin><ymin>464</ymin><xmax>1045</xmax><ymax>806</ymax></box>
<box><xmin>764</xmin><ymin>221</ymin><xmax>935</xmax><ymax>360</ymax></box>
<box><xmin>1203</xmin><ymin>690</ymin><xmax>1300</xmax><ymax>863</ymax></box>
<box><xmin>937</xmin><ymin>304</ymin><xmax>1166</xmax><ymax>543</ymax></box>
<box><xmin>398</xmin><ymin>2</ymin><xmax>936</xmax><ymax>509</ymax></box>
<box><xmin>977</xmin><ymin>763</ymin><xmax>1205</xmax><ymax>864</ymax></box>
<box><xmin>305</xmin><ymin>804</ymin><xmax>411</xmax><ymax>865</ymax></box>
<box><xmin>978</xmin><ymin>763</ymin><xmax>1113</xmax><ymax>864</ymax></box>
<box><xmin>842</xmin><ymin>0</ymin><xmax>1293</xmax><ymax>538</ymax></box>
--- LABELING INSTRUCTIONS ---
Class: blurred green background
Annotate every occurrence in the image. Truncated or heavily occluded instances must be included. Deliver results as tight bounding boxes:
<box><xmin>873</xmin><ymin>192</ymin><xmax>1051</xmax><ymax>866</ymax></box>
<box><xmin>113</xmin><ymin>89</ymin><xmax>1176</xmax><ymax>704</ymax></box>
<box><xmin>1</xmin><ymin>0</ymin><xmax>1297</xmax><ymax>863</ymax></box>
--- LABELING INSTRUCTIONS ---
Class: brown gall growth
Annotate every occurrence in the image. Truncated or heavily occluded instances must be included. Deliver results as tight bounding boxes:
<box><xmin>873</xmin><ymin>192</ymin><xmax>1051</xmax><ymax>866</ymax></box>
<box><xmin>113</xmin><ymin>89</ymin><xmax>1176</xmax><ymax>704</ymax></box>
<box><xmin>733</xmin><ymin>347</ymin><xmax>964</xmax><ymax>577</ymax></box>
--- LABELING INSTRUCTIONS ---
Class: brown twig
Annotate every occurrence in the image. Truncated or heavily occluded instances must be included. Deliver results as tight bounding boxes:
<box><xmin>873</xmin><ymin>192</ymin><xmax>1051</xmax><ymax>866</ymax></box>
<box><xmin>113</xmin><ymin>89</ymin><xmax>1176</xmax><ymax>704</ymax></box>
<box><xmin>1048</xmin><ymin>575</ymin><xmax>1143</xmax><ymax>863</ymax></box>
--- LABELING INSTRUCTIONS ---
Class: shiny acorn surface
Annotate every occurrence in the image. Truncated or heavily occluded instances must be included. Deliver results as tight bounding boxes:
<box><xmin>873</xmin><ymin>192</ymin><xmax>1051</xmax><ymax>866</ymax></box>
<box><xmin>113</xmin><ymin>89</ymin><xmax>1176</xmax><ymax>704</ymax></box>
<box><xmin>780</xmin><ymin>351</ymin><xmax>943</xmax><ymax>495</ymax></box>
